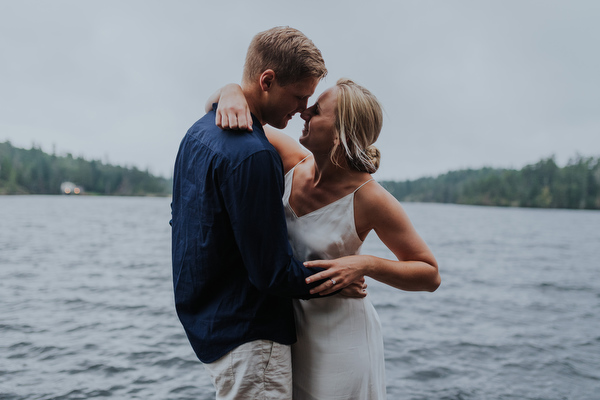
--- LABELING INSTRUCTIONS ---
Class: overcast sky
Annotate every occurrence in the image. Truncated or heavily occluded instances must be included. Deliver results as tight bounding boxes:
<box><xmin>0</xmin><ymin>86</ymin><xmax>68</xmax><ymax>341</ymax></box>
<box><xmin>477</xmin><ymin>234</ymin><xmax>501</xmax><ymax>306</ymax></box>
<box><xmin>1</xmin><ymin>0</ymin><xmax>599</xmax><ymax>180</ymax></box>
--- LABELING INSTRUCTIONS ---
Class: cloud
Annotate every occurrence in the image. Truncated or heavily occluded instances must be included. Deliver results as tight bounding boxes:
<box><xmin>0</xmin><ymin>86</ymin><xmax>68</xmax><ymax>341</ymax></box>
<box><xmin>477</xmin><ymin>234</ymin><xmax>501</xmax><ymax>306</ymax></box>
<box><xmin>1</xmin><ymin>0</ymin><xmax>599</xmax><ymax>180</ymax></box>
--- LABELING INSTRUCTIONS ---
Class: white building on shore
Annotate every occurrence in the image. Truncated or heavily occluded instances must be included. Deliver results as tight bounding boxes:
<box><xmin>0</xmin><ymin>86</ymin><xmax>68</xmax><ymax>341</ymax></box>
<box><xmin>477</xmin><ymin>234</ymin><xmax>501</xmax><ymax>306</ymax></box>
<box><xmin>60</xmin><ymin>181</ymin><xmax>83</xmax><ymax>195</ymax></box>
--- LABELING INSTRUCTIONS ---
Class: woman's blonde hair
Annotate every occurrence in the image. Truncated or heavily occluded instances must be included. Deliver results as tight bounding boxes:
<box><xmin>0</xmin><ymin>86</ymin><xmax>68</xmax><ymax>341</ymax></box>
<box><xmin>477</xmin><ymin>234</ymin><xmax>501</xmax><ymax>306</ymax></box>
<box><xmin>331</xmin><ymin>78</ymin><xmax>383</xmax><ymax>173</ymax></box>
<box><xmin>243</xmin><ymin>26</ymin><xmax>327</xmax><ymax>86</ymax></box>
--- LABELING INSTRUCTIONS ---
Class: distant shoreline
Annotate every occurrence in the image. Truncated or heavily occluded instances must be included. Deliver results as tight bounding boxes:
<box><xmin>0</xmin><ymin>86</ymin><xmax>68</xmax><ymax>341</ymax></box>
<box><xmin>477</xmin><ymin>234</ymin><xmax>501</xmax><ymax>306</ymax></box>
<box><xmin>380</xmin><ymin>155</ymin><xmax>600</xmax><ymax>211</ymax></box>
<box><xmin>2</xmin><ymin>141</ymin><xmax>598</xmax><ymax>210</ymax></box>
<box><xmin>0</xmin><ymin>191</ymin><xmax>172</xmax><ymax>197</ymax></box>
<box><xmin>0</xmin><ymin>141</ymin><xmax>171</xmax><ymax>197</ymax></box>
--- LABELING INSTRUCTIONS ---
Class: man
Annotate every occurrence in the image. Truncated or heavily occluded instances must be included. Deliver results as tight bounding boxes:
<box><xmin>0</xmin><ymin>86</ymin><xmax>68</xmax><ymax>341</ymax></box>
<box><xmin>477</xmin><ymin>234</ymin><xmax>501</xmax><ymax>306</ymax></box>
<box><xmin>171</xmin><ymin>27</ymin><xmax>341</xmax><ymax>399</ymax></box>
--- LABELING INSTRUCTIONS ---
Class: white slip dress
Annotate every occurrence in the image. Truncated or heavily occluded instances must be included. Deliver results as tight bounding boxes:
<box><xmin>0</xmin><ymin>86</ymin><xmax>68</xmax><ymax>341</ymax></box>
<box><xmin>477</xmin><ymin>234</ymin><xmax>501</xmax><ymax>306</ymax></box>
<box><xmin>283</xmin><ymin>164</ymin><xmax>387</xmax><ymax>400</ymax></box>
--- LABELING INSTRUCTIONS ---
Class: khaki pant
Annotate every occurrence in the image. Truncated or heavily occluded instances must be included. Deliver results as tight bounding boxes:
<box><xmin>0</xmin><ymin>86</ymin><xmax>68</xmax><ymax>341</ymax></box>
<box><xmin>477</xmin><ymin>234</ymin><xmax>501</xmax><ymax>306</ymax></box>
<box><xmin>203</xmin><ymin>340</ymin><xmax>293</xmax><ymax>400</ymax></box>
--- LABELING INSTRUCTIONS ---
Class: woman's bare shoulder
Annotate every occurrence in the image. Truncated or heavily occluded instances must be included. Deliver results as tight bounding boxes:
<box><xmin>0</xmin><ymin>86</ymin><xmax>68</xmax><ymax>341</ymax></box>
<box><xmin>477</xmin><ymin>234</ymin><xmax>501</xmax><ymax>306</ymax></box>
<box><xmin>354</xmin><ymin>179</ymin><xmax>410</xmax><ymax>231</ymax></box>
<box><xmin>263</xmin><ymin>126</ymin><xmax>310</xmax><ymax>173</ymax></box>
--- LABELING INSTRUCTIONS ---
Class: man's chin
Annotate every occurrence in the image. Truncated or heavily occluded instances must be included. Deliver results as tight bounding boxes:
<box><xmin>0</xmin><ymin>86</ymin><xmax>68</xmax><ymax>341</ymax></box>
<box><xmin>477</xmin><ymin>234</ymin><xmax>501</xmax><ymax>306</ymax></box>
<box><xmin>270</xmin><ymin>120</ymin><xmax>289</xmax><ymax>129</ymax></box>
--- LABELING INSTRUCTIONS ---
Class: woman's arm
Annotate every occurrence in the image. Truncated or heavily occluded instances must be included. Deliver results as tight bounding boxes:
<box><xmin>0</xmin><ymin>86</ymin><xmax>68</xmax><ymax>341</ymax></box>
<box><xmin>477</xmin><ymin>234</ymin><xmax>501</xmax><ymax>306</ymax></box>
<box><xmin>263</xmin><ymin>126</ymin><xmax>310</xmax><ymax>174</ymax></box>
<box><xmin>207</xmin><ymin>84</ymin><xmax>310</xmax><ymax>173</ymax></box>
<box><xmin>204</xmin><ymin>88</ymin><xmax>221</xmax><ymax>113</ymax></box>
<box><xmin>305</xmin><ymin>182</ymin><xmax>441</xmax><ymax>295</ymax></box>
<box><xmin>205</xmin><ymin>84</ymin><xmax>253</xmax><ymax>132</ymax></box>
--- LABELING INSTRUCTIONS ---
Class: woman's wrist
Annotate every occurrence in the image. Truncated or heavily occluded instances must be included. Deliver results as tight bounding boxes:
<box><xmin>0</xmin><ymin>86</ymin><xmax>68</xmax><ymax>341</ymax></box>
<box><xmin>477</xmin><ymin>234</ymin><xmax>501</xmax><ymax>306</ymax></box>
<box><xmin>360</xmin><ymin>254</ymin><xmax>375</xmax><ymax>276</ymax></box>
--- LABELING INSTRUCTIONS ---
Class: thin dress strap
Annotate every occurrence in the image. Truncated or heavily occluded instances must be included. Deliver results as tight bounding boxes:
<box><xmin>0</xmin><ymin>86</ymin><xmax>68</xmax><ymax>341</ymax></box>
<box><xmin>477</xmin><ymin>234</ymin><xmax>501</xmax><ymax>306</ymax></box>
<box><xmin>353</xmin><ymin>178</ymin><xmax>374</xmax><ymax>193</ymax></box>
<box><xmin>291</xmin><ymin>155</ymin><xmax>311</xmax><ymax>171</ymax></box>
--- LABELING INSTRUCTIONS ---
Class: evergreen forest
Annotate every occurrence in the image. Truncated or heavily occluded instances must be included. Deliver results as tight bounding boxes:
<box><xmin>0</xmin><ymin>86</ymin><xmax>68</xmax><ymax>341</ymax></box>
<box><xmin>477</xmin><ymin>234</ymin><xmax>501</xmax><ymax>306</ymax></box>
<box><xmin>2</xmin><ymin>141</ymin><xmax>599</xmax><ymax>209</ymax></box>
<box><xmin>381</xmin><ymin>156</ymin><xmax>600</xmax><ymax>210</ymax></box>
<box><xmin>0</xmin><ymin>141</ymin><xmax>171</xmax><ymax>196</ymax></box>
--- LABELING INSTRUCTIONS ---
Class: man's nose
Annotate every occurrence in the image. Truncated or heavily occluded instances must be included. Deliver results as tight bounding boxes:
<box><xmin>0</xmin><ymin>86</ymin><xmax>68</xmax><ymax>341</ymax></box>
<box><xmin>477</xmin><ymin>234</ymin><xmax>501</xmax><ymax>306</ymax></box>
<box><xmin>296</xmin><ymin>97</ymin><xmax>309</xmax><ymax>113</ymax></box>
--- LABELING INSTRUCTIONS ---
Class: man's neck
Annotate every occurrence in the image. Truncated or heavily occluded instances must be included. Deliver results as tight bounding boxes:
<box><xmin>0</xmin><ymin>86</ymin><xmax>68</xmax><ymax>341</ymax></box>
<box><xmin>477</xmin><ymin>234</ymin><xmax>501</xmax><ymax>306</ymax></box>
<box><xmin>241</xmin><ymin>84</ymin><xmax>265</xmax><ymax>126</ymax></box>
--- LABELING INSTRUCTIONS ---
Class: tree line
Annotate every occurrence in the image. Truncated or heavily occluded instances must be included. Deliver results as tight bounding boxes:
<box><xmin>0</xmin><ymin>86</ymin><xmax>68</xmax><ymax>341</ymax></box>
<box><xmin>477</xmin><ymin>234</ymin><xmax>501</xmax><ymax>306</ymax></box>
<box><xmin>2</xmin><ymin>141</ymin><xmax>598</xmax><ymax>208</ymax></box>
<box><xmin>0</xmin><ymin>141</ymin><xmax>171</xmax><ymax>196</ymax></box>
<box><xmin>381</xmin><ymin>155</ymin><xmax>600</xmax><ymax>210</ymax></box>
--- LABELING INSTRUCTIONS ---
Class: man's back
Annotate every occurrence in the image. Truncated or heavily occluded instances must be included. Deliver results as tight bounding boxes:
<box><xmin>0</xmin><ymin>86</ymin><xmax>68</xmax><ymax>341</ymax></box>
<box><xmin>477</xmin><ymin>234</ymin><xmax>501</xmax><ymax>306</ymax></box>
<box><xmin>171</xmin><ymin>109</ymin><xmax>316</xmax><ymax>363</ymax></box>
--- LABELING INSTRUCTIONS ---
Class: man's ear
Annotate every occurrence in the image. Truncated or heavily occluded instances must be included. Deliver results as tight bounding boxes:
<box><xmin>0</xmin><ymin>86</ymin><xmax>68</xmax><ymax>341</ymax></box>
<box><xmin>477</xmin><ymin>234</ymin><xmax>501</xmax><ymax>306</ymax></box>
<box><xmin>259</xmin><ymin>70</ymin><xmax>276</xmax><ymax>92</ymax></box>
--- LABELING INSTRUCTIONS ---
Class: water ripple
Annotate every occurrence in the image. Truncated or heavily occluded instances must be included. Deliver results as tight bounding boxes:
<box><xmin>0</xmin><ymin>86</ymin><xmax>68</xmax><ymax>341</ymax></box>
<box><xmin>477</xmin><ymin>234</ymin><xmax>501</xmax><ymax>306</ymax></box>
<box><xmin>1</xmin><ymin>198</ymin><xmax>599</xmax><ymax>400</ymax></box>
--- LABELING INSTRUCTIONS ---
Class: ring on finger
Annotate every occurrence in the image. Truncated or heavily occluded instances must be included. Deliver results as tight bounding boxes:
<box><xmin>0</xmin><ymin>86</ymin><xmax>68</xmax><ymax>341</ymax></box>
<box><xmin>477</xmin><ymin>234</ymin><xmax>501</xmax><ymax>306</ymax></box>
<box><xmin>330</xmin><ymin>279</ymin><xmax>336</xmax><ymax>285</ymax></box>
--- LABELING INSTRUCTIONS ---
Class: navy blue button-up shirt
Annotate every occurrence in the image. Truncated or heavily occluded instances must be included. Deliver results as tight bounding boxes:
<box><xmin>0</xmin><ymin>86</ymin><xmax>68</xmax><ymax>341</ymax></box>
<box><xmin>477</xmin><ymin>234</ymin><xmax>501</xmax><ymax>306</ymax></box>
<box><xmin>171</xmin><ymin>107</ymin><xmax>321</xmax><ymax>363</ymax></box>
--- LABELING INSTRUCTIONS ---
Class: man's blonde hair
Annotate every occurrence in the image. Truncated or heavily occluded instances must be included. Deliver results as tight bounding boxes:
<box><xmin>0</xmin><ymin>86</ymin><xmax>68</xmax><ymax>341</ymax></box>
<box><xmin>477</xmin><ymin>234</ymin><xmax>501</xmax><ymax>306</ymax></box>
<box><xmin>243</xmin><ymin>26</ymin><xmax>327</xmax><ymax>86</ymax></box>
<box><xmin>332</xmin><ymin>78</ymin><xmax>383</xmax><ymax>173</ymax></box>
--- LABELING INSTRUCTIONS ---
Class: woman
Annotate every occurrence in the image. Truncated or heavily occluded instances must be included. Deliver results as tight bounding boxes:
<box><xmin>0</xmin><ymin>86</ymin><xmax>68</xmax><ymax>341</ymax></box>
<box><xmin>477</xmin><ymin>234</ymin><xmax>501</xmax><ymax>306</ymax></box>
<box><xmin>209</xmin><ymin>79</ymin><xmax>440</xmax><ymax>399</ymax></box>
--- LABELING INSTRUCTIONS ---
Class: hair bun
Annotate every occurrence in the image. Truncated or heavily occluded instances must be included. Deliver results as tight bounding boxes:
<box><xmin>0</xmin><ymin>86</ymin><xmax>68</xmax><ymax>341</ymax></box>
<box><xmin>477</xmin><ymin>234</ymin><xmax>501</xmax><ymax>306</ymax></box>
<box><xmin>365</xmin><ymin>145</ymin><xmax>381</xmax><ymax>172</ymax></box>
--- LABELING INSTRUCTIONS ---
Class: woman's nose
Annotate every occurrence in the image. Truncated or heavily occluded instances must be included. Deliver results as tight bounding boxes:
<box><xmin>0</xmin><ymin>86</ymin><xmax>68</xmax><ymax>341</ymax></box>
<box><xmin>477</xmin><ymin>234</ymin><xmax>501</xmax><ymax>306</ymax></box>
<box><xmin>300</xmin><ymin>109</ymin><xmax>311</xmax><ymax>121</ymax></box>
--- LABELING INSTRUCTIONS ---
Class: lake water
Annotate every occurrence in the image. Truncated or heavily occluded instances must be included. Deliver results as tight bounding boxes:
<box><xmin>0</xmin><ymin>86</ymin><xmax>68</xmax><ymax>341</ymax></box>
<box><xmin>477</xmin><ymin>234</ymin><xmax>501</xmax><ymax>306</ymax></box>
<box><xmin>1</xmin><ymin>196</ymin><xmax>599</xmax><ymax>400</ymax></box>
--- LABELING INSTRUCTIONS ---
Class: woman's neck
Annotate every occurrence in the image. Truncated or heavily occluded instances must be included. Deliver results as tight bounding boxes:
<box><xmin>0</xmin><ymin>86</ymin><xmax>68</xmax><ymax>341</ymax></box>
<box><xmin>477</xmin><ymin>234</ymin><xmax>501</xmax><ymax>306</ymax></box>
<box><xmin>310</xmin><ymin>152</ymin><xmax>355</xmax><ymax>188</ymax></box>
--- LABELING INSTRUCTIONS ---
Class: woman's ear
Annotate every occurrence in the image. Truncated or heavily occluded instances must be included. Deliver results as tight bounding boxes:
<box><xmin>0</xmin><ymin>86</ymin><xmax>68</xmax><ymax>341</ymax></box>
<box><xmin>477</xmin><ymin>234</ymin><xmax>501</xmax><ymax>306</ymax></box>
<box><xmin>259</xmin><ymin>69</ymin><xmax>276</xmax><ymax>92</ymax></box>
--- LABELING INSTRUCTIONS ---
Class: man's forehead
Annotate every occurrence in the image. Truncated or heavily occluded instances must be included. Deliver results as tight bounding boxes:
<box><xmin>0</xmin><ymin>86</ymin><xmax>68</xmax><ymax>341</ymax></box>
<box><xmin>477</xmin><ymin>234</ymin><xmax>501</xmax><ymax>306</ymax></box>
<box><xmin>288</xmin><ymin>77</ymin><xmax>319</xmax><ymax>96</ymax></box>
